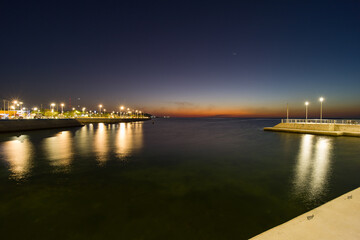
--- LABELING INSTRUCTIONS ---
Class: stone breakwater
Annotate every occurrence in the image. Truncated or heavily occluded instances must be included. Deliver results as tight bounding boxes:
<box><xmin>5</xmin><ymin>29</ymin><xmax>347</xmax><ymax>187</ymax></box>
<box><xmin>0</xmin><ymin>119</ymin><xmax>83</xmax><ymax>133</ymax></box>
<box><xmin>264</xmin><ymin>123</ymin><xmax>360</xmax><ymax>137</ymax></box>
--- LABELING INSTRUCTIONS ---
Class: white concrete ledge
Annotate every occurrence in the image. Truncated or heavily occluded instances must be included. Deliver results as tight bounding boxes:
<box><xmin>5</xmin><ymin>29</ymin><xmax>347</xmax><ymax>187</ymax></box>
<box><xmin>264</xmin><ymin>123</ymin><xmax>360</xmax><ymax>137</ymax></box>
<box><xmin>251</xmin><ymin>188</ymin><xmax>360</xmax><ymax>240</ymax></box>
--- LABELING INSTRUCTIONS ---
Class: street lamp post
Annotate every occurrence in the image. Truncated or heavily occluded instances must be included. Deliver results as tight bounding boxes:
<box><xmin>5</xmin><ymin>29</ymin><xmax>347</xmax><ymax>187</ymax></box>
<box><xmin>120</xmin><ymin>106</ymin><xmax>124</xmax><ymax>118</ymax></box>
<box><xmin>99</xmin><ymin>105</ymin><xmax>102</xmax><ymax>116</ymax></box>
<box><xmin>11</xmin><ymin>105</ymin><xmax>15</xmax><ymax>118</ymax></box>
<box><xmin>61</xmin><ymin>103</ymin><xmax>65</xmax><ymax>114</ymax></box>
<box><xmin>305</xmin><ymin>101</ymin><xmax>309</xmax><ymax>123</ymax></box>
<box><xmin>319</xmin><ymin>97</ymin><xmax>324</xmax><ymax>123</ymax></box>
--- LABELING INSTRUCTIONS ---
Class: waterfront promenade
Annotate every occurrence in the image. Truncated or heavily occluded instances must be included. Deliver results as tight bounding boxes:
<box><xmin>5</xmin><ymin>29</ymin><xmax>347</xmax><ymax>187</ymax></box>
<box><xmin>251</xmin><ymin>188</ymin><xmax>360</xmax><ymax>240</ymax></box>
<box><xmin>264</xmin><ymin>119</ymin><xmax>360</xmax><ymax>137</ymax></box>
<box><xmin>0</xmin><ymin>117</ymin><xmax>150</xmax><ymax>133</ymax></box>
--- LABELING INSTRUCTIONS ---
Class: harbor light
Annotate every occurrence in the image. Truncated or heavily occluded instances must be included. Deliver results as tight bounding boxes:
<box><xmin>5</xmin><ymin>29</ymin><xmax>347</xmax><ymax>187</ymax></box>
<box><xmin>319</xmin><ymin>97</ymin><xmax>324</xmax><ymax>121</ymax></box>
<box><xmin>305</xmin><ymin>101</ymin><xmax>309</xmax><ymax>123</ymax></box>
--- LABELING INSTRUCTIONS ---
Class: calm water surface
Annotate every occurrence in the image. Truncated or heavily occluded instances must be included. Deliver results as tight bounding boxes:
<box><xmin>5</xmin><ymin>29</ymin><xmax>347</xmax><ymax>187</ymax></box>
<box><xmin>0</xmin><ymin>118</ymin><xmax>359</xmax><ymax>239</ymax></box>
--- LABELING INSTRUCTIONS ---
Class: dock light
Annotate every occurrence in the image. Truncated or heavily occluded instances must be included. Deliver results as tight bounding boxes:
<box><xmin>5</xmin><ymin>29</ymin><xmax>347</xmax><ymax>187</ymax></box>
<box><xmin>305</xmin><ymin>101</ymin><xmax>309</xmax><ymax>123</ymax></box>
<box><xmin>319</xmin><ymin>97</ymin><xmax>324</xmax><ymax>122</ymax></box>
<box><xmin>34</xmin><ymin>107</ymin><xmax>38</xmax><ymax>111</ymax></box>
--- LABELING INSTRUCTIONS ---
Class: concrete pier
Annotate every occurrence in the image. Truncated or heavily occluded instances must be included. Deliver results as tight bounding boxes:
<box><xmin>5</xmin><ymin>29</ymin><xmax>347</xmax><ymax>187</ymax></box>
<box><xmin>251</xmin><ymin>188</ymin><xmax>360</xmax><ymax>240</ymax></box>
<box><xmin>264</xmin><ymin>122</ymin><xmax>360</xmax><ymax>137</ymax></box>
<box><xmin>0</xmin><ymin>119</ymin><xmax>83</xmax><ymax>133</ymax></box>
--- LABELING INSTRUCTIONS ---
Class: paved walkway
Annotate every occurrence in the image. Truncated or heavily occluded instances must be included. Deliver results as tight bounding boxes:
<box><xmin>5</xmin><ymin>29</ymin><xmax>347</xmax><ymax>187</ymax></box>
<box><xmin>251</xmin><ymin>188</ymin><xmax>360</xmax><ymax>240</ymax></box>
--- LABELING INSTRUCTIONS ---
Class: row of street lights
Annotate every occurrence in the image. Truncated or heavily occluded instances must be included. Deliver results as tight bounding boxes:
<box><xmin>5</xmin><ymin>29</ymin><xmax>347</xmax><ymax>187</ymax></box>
<box><xmin>287</xmin><ymin>97</ymin><xmax>325</xmax><ymax>122</ymax></box>
<box><xmin>98</xmin><ymin>104</ymin><xmax>143</xmax><ymax>118</ymax></box>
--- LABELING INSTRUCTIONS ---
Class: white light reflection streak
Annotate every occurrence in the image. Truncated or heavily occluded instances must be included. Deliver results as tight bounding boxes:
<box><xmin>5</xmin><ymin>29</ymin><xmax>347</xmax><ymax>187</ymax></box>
<box><xmin>311</xmin><ymin>137</ymin><xmax>332</xmax><ymax>196</ymax></box>
<box><xmin>94</xmin><ymin>123</ymin><xmax>109</xmax><ymax>164</ymax></box>
<box><xmin>293</xmin><ymin>135</ymin><xmax>333</xmax><ymax>201</ymax></box>
<box><xmin>294</xmin><ymin>135</ymin><xmax>314</xmax><ymax>192</ymax></box>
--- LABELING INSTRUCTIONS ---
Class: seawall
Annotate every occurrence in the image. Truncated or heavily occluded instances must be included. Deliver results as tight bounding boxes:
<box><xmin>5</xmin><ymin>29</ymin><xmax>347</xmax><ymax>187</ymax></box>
<box><xmin>264</xmin><ymin>123</ymin><xmax>360</xmax><ymax>137</ymax></box>
<box><xmin>0</xmin><ymin>119</ymin><xmax>83</xmax><ymax>133</ymax></box>
<box><xmin>76</xmin><ymin>117</ymin><xmax>150</xmax><ymax>124</ymax></box>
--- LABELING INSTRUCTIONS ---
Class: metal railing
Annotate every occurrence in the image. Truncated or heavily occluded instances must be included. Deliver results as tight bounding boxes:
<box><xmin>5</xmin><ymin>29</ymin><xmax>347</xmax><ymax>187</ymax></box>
<box><xmin>281</xmin><ymin>119</ymin><xmax>360</xmax><ymax>125</ymax></box>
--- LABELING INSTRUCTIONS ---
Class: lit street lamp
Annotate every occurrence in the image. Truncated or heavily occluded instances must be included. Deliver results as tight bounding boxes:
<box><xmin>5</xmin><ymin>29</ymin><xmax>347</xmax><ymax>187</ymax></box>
<box><xmin>305</xmin><ymin>101</ymin><xmax>309</xmax><ymax>123</ymax></box>
<box><xmin>50</xmin><ymin>103</ymin><xmax>55</xmax><ymax>112</ymax></box>
<box><xmin>61</xmin><ymin>103</ymin><xmax>65</xmax><ymax>114</ymax></box>
<box><xmin>120</xmin><ymin>106</ymin><xmax>124</xmax><ymax>118</ymax></box>
<box><xmin>319</xmin><ymin>97</ymin><xmax>324</xmax><ymax>122</ymax></box>
<box><xmin>99</xmin><ymin>104</ymin><xmax>103</xmax><ymax>116</ymax></box>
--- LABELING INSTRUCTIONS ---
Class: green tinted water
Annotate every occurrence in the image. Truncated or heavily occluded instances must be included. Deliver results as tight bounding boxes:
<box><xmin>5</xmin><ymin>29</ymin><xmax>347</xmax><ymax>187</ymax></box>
<box><xmin>0</xmin><ymin>118</ymin><xmax>359</xmax><ymax>239</ymax></box>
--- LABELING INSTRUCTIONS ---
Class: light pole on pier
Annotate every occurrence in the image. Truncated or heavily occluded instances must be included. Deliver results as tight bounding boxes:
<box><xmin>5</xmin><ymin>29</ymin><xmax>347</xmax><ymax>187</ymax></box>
<box><xmin>305</xmin><ymin>101</ymin><xmax>309</xmax><ymax>123</ymax></box>
<box><xmin>319</xmin><ymin>97</ymin><xmax>324</xmax><ymax>122</ymax></box>
<box><xmin>286</xmin><ymin>103</ymin><xmax>289</xmax><ymax>123</ymax></box>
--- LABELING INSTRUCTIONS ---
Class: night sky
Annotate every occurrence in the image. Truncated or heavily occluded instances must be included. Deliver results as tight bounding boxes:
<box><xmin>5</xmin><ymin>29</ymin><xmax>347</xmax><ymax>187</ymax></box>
<box><xmin>1</xmin><ymin>0</ymin><xmax>359</xmax><ymax>117</ymax></box>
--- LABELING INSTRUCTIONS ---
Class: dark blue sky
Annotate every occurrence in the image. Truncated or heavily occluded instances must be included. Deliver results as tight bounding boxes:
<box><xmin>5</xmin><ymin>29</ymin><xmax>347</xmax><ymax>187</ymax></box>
<box><xmin>1</xmin><ymin>0</ymin><xmax>359</xmax><ymax>117</ymax></box>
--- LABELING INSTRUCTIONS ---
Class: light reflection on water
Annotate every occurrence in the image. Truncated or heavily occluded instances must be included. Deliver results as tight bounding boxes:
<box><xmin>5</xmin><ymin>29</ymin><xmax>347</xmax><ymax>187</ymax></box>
<box><xmin>116</xmin><ymin>122</ymin><xmax>143</xmax><ymax>159</ymax></box>
<box><xmin>94</xmin><ymin>123</ymin><xmax>109</xmax><ymax>164</ymax></box>
<box><xmin>293</xmin><ymin>134</ymin><xmax>333</xmax><ymax>201</ymax></box>
<box><xmin>43</xmin><ymin>131</ymin><xmax>73</xmax><ymax>168</ymax></box>
<box><xmin>0</xmin><ymin>122</ymin><xmax>145</xmax><ymax>177</ymax></box>
<box><xmin>0</xmin><ymin>136</ymin><xmax>33</xmax><ymax>179</ymax></box>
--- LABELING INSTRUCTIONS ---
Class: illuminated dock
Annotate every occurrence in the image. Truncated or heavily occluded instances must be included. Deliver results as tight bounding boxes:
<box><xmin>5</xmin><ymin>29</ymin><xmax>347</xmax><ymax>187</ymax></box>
<box><xmin>251</xmin><ymin>188</ymin><xmax>360</xmax><ymax>240</ymax></box>
<box><xmin>264</xmin><ymin>119</ymin><xmax>360</xmax><ymax>137</ymax></box>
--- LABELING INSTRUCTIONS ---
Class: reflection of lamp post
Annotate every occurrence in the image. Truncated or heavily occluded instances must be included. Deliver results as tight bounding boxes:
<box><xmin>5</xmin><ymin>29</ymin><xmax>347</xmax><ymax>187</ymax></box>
<box><xmin>319</xmin><ymin>97</ymin><xmax>324</xmax><ymax>122</ymax></box>
<box><xmin>305</xmin><ymin>101</ymin><xmax>309</xmax><ymax>123</ymax></box>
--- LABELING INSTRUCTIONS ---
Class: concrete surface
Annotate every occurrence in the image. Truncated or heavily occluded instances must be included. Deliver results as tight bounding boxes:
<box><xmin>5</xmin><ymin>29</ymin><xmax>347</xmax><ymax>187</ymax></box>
<box><xmin>264</xmin><ymin>123</ymin><xmax>360</xmax><ymax>137</ymax></box>
<box><xmin>0</xmin><ymin>119</ymin><xmax>83</xmax><ymax>133</ymax></box>
<box><xmin>251</xmin><ymin>188</ymin><xmax>360</xmax><ymax>240</ymax></box>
